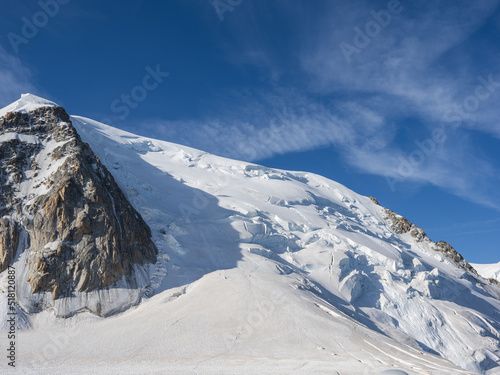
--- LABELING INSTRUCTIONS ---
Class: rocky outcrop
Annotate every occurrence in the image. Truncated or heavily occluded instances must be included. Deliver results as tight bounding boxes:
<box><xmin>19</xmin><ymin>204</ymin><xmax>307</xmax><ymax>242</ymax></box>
<box><xmin>433</xmin><ymin>241</ymin><xmax>476</xmax><ymax>275</ymax></box>
<box><xmin>383</xmin><ymin>208</ymin><xmax>427</xmax><ymax>242</ymax></box>
<box><xmin>370</xmin><ymin>198</ymin><xmax>480</xmax><ymax>279</ymax></box>
<box><xmin>0</xmin><ymin>218</ymin><xmax>19</xmax><ymax>270</ymax></box>
<box><xmin>0</xmin><ymin>106</ymin><xmax>157</xmax><ymax>301</ymax></box>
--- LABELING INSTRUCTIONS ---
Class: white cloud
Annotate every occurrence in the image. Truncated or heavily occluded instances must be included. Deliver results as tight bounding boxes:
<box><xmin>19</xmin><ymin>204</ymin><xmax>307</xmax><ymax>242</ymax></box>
<box><xmin>127</xmin><ymin>1</ymin><xmax>500</xmax><ymax>209</ymax></box>
<box><xmin>0</xmin><ymin>45</ymin><xmax>37</xmax><ymax>107</ymax></box>
<box><xmin>131</xmin><ymin>90</ymin><xmax>394</xmax><ymax>161</ymax></box>
<box><xmin>293</xmin><ymin>0</ymin><xmax>500</xmax><ymax>208</ymax></box>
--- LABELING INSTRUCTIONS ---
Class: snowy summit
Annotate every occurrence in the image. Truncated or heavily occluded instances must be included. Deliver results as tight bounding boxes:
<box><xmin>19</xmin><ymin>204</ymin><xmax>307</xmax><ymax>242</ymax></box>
<box><xmin>0</xmin><ymin>93</ymin><xmax>58</xmax><ymax>118</ymax></box>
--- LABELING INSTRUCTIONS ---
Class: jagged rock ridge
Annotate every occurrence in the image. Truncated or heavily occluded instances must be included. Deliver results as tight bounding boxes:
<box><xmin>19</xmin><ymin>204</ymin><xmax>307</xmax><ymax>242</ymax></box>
<box><xmin>0</xmin><ymin>101</ymin><xmax>157</xmax><ymax>304</ymax></box>
<box><xmin>384</xmin><ymin>208</ymin><xmax>479</xmax><ymax>276</ymax></box>
<box><xmin>369</xmin><ymin>196</ymin><xmax>480</xmax><ymax>278</ymax></box>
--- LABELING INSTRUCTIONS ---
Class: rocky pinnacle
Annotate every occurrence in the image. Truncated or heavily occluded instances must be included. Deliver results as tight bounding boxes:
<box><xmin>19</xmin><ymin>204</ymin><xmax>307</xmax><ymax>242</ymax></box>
<box><xmin>0</xmin><ymin>104</ymin><xmax>157</xmax><ymax>300</ymax></box>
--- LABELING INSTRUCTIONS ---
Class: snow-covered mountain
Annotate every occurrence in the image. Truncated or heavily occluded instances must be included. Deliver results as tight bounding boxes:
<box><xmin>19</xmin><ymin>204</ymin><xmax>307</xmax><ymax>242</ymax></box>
<box><xmin>0</xmin><ymin>94</ymin><xmax>157</xmax><ymax>318</ymax></box>
<box><xmin>473</xmin><ymin>262</ymin><xmax>500</xmax><ymax>282</ymax></box>
<box><xmin>1</xmin><ymin>94</ymin><xmax>500</xmax><ymax>375</ymax></box>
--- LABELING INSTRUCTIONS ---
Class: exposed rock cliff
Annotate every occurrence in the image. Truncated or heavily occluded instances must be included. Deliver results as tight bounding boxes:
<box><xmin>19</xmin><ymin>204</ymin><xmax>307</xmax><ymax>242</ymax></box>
<box><xmin>0</xmin><ymin>95</ymin><xmax>157</xmax><ymax>313</ymax></box>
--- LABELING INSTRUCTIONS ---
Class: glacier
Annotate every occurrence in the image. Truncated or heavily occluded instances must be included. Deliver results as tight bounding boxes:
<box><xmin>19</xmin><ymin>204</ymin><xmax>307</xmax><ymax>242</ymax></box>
<box><xmin>0</xmin><ymin>94</ymin><xmax>499</xmax><ymax>374</ymax></box>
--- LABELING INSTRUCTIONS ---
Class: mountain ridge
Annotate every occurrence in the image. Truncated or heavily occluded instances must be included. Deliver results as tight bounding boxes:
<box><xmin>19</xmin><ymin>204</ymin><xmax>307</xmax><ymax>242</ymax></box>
<box><xmin>0</xmin><ymin>94</ymin><xmax>499</xmax><ymax>374</ymax></box>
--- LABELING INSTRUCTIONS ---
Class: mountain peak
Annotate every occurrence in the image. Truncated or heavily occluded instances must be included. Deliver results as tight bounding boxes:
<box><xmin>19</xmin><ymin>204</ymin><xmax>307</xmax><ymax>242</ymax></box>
<box><xmin>0</xmin><ymin>93</ymin><xmax>58</xmax><ymax>118</ymax></box>
<box><xmin>0</xmin><ymin>102</ymin><xmax>157</xmax><ymax>316</ymax></box>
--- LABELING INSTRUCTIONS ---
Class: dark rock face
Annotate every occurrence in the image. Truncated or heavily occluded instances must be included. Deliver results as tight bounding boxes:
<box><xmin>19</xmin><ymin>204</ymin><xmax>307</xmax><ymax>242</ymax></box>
<box><xmin>0</xmin><ymin>218</ymin><xmax>19</xmax><ymax>270</ymax></box>
<box><xmin>0</xmin><ymin>106</ymin><xmax>157</xmax><ymax>300</ymax></box>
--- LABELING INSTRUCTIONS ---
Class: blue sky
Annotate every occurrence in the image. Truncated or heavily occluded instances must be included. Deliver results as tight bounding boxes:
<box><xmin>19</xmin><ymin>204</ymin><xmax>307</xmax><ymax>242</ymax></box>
<box><xmin>1</xmin><ymin>0</ymin><xmax>499</xmax><ymax>263</ymax></box>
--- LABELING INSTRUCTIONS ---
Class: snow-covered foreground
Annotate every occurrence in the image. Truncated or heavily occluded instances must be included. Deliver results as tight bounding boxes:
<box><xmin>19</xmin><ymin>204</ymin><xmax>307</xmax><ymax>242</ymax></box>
<box><xmin>18</xmin><ymin>265</ymin><xmax>481</xmax><ymax>374</ymax></box>
<box><xmin>2</xmin><ymin>109</ymin><xmax>500</xmax><ymax>374</ymax></box>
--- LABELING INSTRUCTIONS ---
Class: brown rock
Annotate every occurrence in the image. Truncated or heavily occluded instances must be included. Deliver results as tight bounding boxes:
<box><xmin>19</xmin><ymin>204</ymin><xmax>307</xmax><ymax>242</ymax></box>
<box><xmin>0</xmin><ymin>106</ymin><xmax>158</xmax><ymax>300</ymax></box>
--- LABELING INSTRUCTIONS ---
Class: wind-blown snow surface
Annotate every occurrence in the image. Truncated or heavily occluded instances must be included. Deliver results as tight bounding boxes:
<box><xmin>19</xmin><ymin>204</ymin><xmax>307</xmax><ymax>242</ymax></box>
<box><xmin>473</xmin><ymin>263</ymin><xmax>500</xmax><ymax>282</ymax></box>
<box><xmin>0</xmin><ymin>93</ymin><xmax>56</xmax><ymax>118</ymax></box>
<box><xmin>5</xmin><ymin>112</ymin><xmax>500</xmax><ymax>374</ymax></box>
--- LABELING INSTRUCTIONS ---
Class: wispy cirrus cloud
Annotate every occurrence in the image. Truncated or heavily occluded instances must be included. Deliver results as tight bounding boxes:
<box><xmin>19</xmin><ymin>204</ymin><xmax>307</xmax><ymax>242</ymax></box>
<box><xmin>140</xmin><ymin>0</ymin><xmax>500</xmax><ymax>209</ymax></box>
<box><xmin>0</xmin><ymin>45</ymin><xmax>36</xmax><ymax>106</ymax></box>
<box><xmin>133</xmin><ymin>89</ymin><xmax>500</xmax><ymax>209</ymax></box>
<box><xmin>295</xmin><ymin>0</ymin><xmax>500</xmax><ymax>207</ymax></box>
<box><xmin>126</xmin><ymin>89</ymin><xmax>394</xmax><ymax>162</ymax></box>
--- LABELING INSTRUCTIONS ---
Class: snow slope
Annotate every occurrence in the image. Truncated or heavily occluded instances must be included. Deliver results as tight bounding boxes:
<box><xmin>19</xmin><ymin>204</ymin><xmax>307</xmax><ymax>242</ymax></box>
<box><xmin>473</xmin><ymin>262</ymin><xmax>500</xmax><ymax>282</ymax></box>
<box><xmin>0</xmin><ymin>93</ymin><xmax>56</xmax><ymax>118</ymax></box>
<box><xmin>35</xmin><ymin>115</ymin><xmax>494</xmax><ymax>374</ymax></box>
<box><xmin>1</xmin><ymin>96</ymin><xmax>499</xmax><ymax>374</ymax></box>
